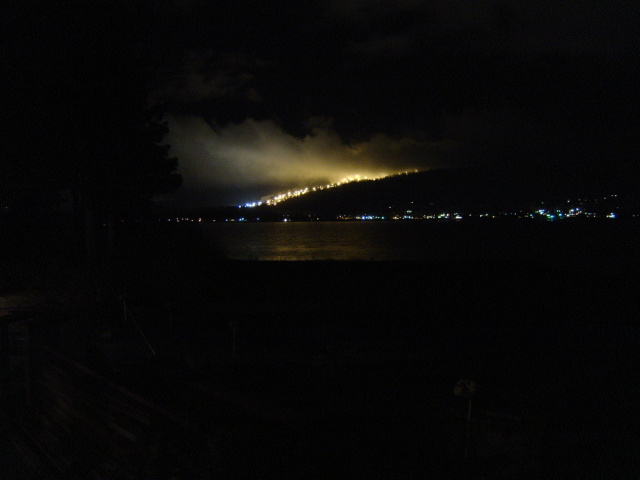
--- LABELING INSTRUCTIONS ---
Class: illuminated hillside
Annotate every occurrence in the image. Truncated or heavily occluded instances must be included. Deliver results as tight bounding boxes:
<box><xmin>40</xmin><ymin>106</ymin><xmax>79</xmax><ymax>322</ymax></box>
<box><xmin>240</xmin><ymin>171</ymin><xmax>418</xmax><ymax>207</ymax></box>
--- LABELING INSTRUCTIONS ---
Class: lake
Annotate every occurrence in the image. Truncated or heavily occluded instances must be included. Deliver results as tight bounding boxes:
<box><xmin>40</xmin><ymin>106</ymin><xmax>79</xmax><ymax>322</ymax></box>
<box><xmin>199</xmin><ymin>220</ymin><xmax>638</xmax><ymax>268</ymax></box>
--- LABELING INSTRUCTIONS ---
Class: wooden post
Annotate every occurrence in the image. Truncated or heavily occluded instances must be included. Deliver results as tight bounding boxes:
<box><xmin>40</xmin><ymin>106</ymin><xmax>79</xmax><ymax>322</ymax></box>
<box><xmin>0</xmin><ymin>323</ymin><xmax>9</xmax><ymax>414</ymax></box>
<box><xmin>25</xmin><ymin>322</ymin><xmax>31</xmax><ymax>406</ymax></box>
<box><xmin>464</xmin><ymin>397</ymin><xmax>472</xmax><ymax>462</ymax></box>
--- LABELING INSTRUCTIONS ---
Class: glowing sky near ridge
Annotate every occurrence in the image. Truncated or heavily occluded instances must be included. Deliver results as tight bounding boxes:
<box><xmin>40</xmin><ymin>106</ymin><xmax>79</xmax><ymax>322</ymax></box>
<box><xmin>163</xmin><ymin>116</ymin><xmax>447</xmax><ymax>206</ymax></box>
<box><xmin>150</xmin><ymin>0</ymin><xmax>638</xmax><ymax>207</ymax></box>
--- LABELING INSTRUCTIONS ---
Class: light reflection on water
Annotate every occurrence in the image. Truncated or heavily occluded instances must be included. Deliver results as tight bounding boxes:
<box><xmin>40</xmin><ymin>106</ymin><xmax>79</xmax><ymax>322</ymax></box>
<box><xmin>202</xmin><ymin>222</ymin><xmax>382</xmax><ymax>260</ymax></box>
<box><xmin>197</xmin><ymin>220</ymin><xmax>635</xmax><ymax>270</ymax></box>
<box><xmin>200</xmin><ymin>221</ymin><xmax>482</xmax><ymax>261</ymax></box>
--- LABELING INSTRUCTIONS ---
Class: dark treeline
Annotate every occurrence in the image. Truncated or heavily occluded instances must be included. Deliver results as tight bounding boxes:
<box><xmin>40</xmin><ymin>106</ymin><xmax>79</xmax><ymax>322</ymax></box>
<box><xmin>2</xmin><ymin>1</ymin><xmax>181</xmax><ymax>264</ymax></box>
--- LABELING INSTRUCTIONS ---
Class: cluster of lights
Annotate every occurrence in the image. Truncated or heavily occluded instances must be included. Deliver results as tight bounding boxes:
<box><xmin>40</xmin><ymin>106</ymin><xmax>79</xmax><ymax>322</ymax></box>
<box><xmin>164</xmin><ymin>193</ymin><xmax>627</xmax><ymax>223</ymax></box>
<box><xmin>534</xmin><ymin>207</ymin><xmax>615</xmax><ymax>220</ymax></box>
<box><xmin>261</xmin><ymin>175</ymin><xmax>378</xmax><ymax>206</ymax></box>
<box><xmin>338</xmin><ymin>212</ymin><xmax>465</xmax><ymax>221</ymax></box>
<box><xmin>389</xmin><ymin>212</ymin><xmax>464</xmax><ymax>220</ymax></box>
<box><xmin>337</xmin><ymin>215</ymin><xmax>386</xmax><ymax>220</ymax></box>
<box><xmin>336</xmin><ymin>203</ymin><xmax>622</xmax><ymax>222</ymax></box>
<box><xmin>167</xmin><ymin>217</ymin><xmax>208</xmax><ymax>223</ymax></box>
<box><xmin>240</xmin><ymin>171</ymin><xmax>418</xmax><ymax>207</ymax></box>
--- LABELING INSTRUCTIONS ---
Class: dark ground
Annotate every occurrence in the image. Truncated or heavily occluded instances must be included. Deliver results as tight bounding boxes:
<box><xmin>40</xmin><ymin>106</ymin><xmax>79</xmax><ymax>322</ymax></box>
<box><xmin>1</xmin><ymin>221</ymin><xmax>639</xmax><ymax>478</ymax></box>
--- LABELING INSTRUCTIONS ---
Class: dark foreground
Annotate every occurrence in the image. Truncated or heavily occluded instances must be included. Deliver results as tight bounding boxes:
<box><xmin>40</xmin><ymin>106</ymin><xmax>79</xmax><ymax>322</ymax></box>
<box><xmin>1</xmin><ymin>225</ymin><xmax>639</xmax><ymax>478</ymax></box>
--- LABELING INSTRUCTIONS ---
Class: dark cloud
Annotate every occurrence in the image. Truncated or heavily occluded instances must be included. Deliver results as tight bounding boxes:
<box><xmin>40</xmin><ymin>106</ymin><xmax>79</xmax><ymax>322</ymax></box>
<box><xmin>161</xmin><ymin>115</ymin><xmax>447</xmax><ymax>205</ymax></box>
<box><xmin>9</xmin><ymin>1</ymin><xmax>635</xmax><ymax>207</ymax></box>
<box><xmin>147</xmin><ymin>0</ymin><xmax>639</xmax><ymax>205</ymax></box>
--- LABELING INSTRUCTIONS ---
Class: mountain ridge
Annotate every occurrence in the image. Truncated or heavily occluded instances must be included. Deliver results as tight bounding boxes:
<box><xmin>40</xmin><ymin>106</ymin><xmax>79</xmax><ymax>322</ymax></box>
<box><xmin>166</xmin><ymin>167</ymin><xmax>638</xmax><ymax>220</ymax></box>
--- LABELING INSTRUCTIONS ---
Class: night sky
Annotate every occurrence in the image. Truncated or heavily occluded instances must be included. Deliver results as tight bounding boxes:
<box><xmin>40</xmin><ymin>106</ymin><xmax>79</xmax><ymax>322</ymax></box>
<box><xmin>8</xmin><ymin>1</ymin><xmax>640</xmax><ymax>207</ymax></box>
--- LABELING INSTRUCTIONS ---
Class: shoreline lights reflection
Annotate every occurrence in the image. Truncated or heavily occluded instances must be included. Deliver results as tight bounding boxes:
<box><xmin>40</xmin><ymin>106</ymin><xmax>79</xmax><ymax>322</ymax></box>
<box><xmin>164</xmin><ymin>194</ymin><xmax>625</xmax><ymax>224</ymax></box>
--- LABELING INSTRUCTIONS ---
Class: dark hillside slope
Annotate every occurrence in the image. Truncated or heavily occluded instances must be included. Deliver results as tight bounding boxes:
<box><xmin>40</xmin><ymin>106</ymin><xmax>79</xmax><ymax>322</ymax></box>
<box><xmin>277</xmin><ymin>168</ymin><xmax>634</xmax><ymax>216</ymax></box>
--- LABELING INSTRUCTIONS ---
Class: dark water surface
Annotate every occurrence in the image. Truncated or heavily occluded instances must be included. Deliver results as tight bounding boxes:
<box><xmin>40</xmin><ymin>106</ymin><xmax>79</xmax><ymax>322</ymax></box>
<box><xmin>200</xmin><ymin>220</ymin><xmax>638</xmax><ymax>269</ymax></box>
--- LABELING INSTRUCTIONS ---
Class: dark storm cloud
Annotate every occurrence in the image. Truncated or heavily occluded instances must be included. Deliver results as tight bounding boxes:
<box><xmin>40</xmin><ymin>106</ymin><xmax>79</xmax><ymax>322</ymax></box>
<box><xmin>150</xmin><ymin>0</ymin><xmax>639</xmax><ymax>205</ymax></box>
<box><xmin>151</xmin><ymin>51</ymin><xmax>265</xmax><ymax>105</ymax></box>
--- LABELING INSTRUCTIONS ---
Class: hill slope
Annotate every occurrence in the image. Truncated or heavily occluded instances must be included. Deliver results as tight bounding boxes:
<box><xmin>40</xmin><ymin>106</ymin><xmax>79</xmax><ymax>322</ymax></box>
<box><xmin>273</xmin><ymin>168</ymin><xmax>631</xmax><ymax>217</ymax></box>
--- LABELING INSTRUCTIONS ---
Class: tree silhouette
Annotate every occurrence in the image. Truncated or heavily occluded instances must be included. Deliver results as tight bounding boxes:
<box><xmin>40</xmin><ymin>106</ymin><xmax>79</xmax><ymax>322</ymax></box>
<box><xmin>2</xmin><ymin>0</ymin><xmax>181</xmax><ymax>258</ymax></box>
